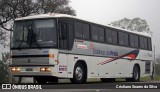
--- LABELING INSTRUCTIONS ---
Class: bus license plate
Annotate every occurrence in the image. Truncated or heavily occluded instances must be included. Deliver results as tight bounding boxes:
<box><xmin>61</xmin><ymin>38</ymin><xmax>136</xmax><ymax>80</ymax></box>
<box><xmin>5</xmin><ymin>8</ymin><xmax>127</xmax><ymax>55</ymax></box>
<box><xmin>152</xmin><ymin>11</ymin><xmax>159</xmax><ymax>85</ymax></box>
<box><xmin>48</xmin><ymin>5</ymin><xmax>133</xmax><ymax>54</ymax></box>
<box><xmin>26</xmin><ymin>68</ymin><xmax>33</xmax><ymax>71</ymax></box>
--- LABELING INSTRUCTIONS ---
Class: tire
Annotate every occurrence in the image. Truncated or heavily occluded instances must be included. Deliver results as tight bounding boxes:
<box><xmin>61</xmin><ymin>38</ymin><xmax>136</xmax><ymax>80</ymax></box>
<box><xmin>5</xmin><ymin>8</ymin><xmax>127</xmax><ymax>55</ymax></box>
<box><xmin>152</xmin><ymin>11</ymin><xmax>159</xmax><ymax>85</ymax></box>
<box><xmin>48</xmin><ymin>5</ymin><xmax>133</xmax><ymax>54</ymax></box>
<box><xmin>35</xmin><ymin>77</ymin><xmax>47</xmax><ymax>84</ymax></box>
<box><xmin>70</xmin><ymin>63</ymin><xmax>87</xmax><ymax>84</ymax></box>
<box><xmin>126</xmin><ymin>65</ymin><xmax>140</xmax><ymax>82</ymax></box>
<box><xmin>101</xmin><ymin>78</ymin><xmax>115</xmax><ymax>83</ymax></box>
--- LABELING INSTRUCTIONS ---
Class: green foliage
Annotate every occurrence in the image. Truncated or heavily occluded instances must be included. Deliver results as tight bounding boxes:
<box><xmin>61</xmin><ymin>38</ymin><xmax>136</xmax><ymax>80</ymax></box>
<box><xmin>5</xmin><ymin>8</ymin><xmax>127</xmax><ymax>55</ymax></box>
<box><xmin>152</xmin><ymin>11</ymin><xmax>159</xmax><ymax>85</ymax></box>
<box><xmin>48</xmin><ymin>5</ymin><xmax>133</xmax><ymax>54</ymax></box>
<box><xmin>110</xmin><ymin>18</ymin><xmax>151</xmax><ymax>33</ymax></box>
<box><xmin>155</xmin><ymin>64</ymin><xmax>160</xmax><ymax>76</ymax></box>
<box><xmin>0</xmin><ymin>53</ymin><xmax>10</xmax><ymax>83</ymax></box>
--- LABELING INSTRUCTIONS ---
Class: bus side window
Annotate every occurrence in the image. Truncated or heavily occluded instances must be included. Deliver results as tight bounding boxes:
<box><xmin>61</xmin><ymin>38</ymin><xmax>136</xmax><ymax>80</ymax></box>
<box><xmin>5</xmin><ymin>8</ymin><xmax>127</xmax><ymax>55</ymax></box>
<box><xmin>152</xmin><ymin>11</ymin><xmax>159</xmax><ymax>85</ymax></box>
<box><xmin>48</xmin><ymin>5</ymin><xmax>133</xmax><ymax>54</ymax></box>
<box><xmin>148</xmin><ymin>38</ymin><xmax>152</xmax><ymax>50</ymax></box>
<box><xmin>118</xmin><ymin>32</ymin><xmax>129</xmax><ymax>46</ymax></box>
<box><xmin>74</xmin><ymin>22</ymin><xmax>83</xmax><ymax>38</ymax></box>
<box><xmin>119</xmin><ymin>32</ymin><xmax>125</xmax><ymax>46</ymax></box>
<box><xmin>98</xmin><ymin>27</ymin><xmax>105</xmax><ymax>42</ymax></box>
<box><xmin>140</xmin><ymin>36</ymin><xmax>144</xmax><ymax>49</ymax></box>
<box><xmin>91</xmin><ymin>25</ymin><xmax>99</xmax><ymax>41</ymax></box>
<box><xmin>112</xmin><ymin>30</ymin><xmax>117</xmax><ymax>44</ymax></box>
<box><xmin>134</xmin><ymin>35</ymin><xmax>139</xmax><ymax>48</ymax></box>
<box><xmin>106</xmin><ymin>29</ymin><xmax>112</xmax><ymax>43</ymax></box>
<box><xmin>143</xmin><ymin>37</ymin><xmax>148</xmax><ymax>50</ymax></box>
<box><xmin>82</xmin><ymin>23</ymin><xmax>90</xmax><ymax>40</ymax></box>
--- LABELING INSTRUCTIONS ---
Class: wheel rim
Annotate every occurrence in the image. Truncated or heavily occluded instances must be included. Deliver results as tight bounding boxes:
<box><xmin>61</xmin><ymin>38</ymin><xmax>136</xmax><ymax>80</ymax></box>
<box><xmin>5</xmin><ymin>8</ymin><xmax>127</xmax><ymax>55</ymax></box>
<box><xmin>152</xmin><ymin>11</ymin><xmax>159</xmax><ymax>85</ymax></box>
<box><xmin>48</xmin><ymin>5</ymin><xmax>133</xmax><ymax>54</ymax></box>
<box><xmin>75</xmin><ymin>67</ymin><xmax>83</xmax><ymax>80</ymax></box>
<box><xmin>134</xmin><ymin>68</ymin><xmax>139</xmax><ymax>80</ymax></box>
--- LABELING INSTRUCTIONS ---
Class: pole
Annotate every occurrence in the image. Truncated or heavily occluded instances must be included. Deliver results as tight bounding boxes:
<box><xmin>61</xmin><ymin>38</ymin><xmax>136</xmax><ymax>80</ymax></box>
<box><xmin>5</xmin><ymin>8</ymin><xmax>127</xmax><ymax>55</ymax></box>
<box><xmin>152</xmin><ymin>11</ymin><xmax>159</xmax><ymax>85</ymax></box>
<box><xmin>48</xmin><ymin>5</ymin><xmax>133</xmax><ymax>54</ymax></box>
<box><xmin>154</xmin><ymin>45</ymin><xmax>156</xmax><ymax>79</ymax></box>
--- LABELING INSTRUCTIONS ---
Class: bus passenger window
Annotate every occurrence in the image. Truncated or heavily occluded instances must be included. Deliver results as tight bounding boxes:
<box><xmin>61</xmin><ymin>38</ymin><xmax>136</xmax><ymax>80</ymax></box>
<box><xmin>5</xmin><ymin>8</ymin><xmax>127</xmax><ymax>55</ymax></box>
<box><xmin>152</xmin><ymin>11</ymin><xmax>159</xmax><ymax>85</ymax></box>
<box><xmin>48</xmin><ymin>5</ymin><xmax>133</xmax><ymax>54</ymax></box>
<box><xmin>143</xmin><ymin>37</ymin><xmax>148</xmax><ymax>49</ymax></box>
<box><xmin>140</xmin><ymin>37</ymin><xmax>145</xmax><ymax>49</ymax></box>
<box><xmin>148</xmin><ymin>38</ymin><xmax>152</xmax><ymax>50</ymax></box>
<box><xmin>91</xmin><ymin>25</ymin><xmax>99</xmax><ymax>41</ymax></box>
<box><xmin>82</xmin><ymin>23</ymin><xmax>90</xmax><ymax>40</ymax></box>
<box><xmin>99</xmin><ymin>27</ymin><xmax>104</xmax><ymax>42</ymax></box>
<box><xmin>75</xmin><ymin>22</ymin><xmax>83</xmax><ymax>38</ymax></box>
<box><xmin>119</xmin><ymin>32</ymin><xmax>125</xmax><ymax>45</ymax></box>
<box><xmin>106</xmin><ymin>29</ymin><xmax>112</xmax><ymax>43</ymax></box>
<box><xmin>112</xmin><ymin>30</ymin><xmax>117</xmax><ymax>44</ymax></box>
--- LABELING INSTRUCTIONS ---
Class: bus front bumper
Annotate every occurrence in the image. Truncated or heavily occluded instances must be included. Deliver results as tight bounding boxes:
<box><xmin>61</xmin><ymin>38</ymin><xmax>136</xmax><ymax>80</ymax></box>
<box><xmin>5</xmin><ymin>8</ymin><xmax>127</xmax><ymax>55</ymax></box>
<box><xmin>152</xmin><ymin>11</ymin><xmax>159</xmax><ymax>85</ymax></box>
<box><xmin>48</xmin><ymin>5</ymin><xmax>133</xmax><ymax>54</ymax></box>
<box><xmin>9</xmin><ymin>66</ymin><xmax>58</xmax><ymax>77</ymax></box>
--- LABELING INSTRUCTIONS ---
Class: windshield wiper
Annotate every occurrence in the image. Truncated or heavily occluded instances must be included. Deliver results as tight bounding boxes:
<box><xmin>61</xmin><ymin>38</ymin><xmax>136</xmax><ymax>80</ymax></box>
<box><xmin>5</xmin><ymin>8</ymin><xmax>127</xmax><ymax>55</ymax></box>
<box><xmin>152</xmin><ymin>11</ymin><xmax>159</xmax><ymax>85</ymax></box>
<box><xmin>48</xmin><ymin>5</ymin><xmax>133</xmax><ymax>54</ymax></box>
<box><xmin>17</xmin><ymin>39</ymin><xmax>24</xmax><ymax>49</ymax></box>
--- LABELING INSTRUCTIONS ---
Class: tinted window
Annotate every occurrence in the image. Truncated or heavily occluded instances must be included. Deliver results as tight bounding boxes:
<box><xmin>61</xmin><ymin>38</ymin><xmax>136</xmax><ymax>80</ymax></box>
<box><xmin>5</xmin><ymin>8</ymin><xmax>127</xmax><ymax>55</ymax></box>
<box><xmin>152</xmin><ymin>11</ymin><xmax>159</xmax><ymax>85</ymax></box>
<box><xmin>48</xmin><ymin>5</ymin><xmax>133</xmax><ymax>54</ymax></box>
<box><xmin>134</xmin><ymin>35</ymin><xmax>138</xmax><ymax>47</ymax></box>
<box><xmin>119</xmin><ymin>32</ymin><xmax>129</xmax><ymax>46</ymax></box>
<box><xmin>140</xmin><ymin>36</ymin><xmax>144</xmax><ymax>49</ymax></box>
<box><xmin>130</xmin><ymin>34</ymin><xmax>135</xmax><ymax>47</ymax></box>
<box><xmin>148</xmin><ymin>38</ymin><xmax>152</xmax><ymax>50</ymax></box>
<box><xmin>74</xmin><ymin>22</ymin><xmax>90</xmax><ymax>40</ymax></box>
<box><xmin>82</xmin><ymin>23</ymin><xmax>90</xmax><ymax>39</ymax></box>
<box><xmin>68</xmin><ymin>24</ymin><xmax>74</xmax><ymax>50</ymax></box>
<box><xmin>112</xmin><ymin>30</ymin><xmax>117</xmax><ymax>44</ymax></box>
<box><xmin>106</xmin><ymin>29</ymin><xmax>112</xmax><ymax>43</ymax></box>
<box><xmin>99</xmin><ymin>27</ymin><xmax>105</xmax><ymax>42</ymax></box>
<box><xmin>129</xmin><ymin>34</ymin><xmax>139</xmax><ymax>48</ymax></box>
<box><xmin>106</xmin><ymin>29</ymin><xmax>117</xmax><ymax>44</ymax></box>
<box><xmin>119</xmin><ymin>32</ymin><xmax>125</xmax><ymax>45</ymax></box>
<box><xmin>74</xmin><ymin>22</ymin><xmax>82</xmax><ymax>38</ymax></box>
<box><xmin>143</xmin><ymin>37</ymin><xmax>148</xmax><ymax>49</ymax></box>
<box><xmin>91</xmin><ymin>25</ymin><xmax>105</xmax><ymax>42</ymax></box>
<box><xmin>91</xmin><ymin>25</ymin><xmax>98</xmax><ymax>41</ymax></box>
<box><xmin>124</xmin><ymin>33</ymin><xmax>129</xmax><ymax>46</ymax></box>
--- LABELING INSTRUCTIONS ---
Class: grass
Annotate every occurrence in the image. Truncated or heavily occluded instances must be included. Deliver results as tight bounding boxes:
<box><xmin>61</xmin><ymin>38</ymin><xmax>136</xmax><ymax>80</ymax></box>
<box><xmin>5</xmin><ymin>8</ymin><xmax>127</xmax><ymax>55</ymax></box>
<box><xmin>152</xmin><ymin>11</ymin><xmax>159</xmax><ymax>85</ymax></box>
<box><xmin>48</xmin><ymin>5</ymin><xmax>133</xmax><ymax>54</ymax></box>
<box><xmin>140</xmin><ymin>75</ymin><xmax>160</xmax><ymax>81</ymax></box>
<box><xmin>87</xmin><ymin>75</ymin><xmax>160</xmax><ymax>82</ymax></box>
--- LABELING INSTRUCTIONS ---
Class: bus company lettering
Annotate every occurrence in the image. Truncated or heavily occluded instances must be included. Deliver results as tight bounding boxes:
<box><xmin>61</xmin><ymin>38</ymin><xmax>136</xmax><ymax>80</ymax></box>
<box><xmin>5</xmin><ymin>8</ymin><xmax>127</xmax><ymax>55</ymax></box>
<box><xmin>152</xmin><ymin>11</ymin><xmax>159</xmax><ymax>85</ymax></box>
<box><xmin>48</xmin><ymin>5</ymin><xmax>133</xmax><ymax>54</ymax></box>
<box><xmin>93</xmin><ymin>49</ymin><xmax>118</xmax><ymax>56</ymax></box>
<box><xmin>77</xmin><ymin>44</ymin><xmax>88</xmax><ymax>49</ymax></box>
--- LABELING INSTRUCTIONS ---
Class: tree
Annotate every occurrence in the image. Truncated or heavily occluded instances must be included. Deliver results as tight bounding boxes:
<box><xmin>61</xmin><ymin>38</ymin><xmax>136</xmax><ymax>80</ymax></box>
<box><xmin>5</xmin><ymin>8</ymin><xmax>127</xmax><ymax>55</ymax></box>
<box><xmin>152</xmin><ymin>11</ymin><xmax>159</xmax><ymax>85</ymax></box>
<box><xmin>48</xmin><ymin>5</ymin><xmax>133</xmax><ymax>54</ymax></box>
<box><xmin>0</xmin><ymin>53</ymin><xmax>10</xmax><ymax>83</ymax></box>
<box><xmin>0</xmin><ymin>0</ymin><xmax>76</xmax><ymax>45</ymax></box>
<box><xmin>110</xmin><ymin>18</ymin><xmax>151</xmax><ymax>33</ymax></box>
<box><xmin>156</xmin><ymin>56</ymin><xmax>160</xmax><ymax>64</ymax></box>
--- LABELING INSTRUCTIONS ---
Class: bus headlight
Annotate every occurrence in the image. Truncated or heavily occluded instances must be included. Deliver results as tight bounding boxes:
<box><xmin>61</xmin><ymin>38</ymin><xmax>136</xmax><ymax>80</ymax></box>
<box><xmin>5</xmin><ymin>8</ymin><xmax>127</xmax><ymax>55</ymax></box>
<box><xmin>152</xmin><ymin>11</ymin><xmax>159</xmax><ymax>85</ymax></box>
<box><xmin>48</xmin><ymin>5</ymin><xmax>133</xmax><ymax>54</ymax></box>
<box><xmin>11</xmin><ymin>67</ymin><xmax>20</xmax><ymax>72</ymax></box>
<box><xmin>45</xmin><ymin>67</ymin><xmax>51</xmax><ymax>72</ymax></box>
<box><xmin>40</xmin><ymin>67</ymin><xmax>51</xmax><ymax>72</ymax></box>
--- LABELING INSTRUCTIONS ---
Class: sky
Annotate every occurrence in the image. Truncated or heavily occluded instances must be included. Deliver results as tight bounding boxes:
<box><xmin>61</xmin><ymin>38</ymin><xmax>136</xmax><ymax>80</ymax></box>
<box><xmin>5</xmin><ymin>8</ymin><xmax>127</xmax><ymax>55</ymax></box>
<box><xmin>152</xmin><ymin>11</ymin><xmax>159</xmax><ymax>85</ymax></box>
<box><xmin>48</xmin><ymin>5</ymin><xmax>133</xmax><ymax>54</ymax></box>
<box><xmin>70</xmin><ymin>0</ymin><xmax>160</xmax><ymax>57</ymax></box>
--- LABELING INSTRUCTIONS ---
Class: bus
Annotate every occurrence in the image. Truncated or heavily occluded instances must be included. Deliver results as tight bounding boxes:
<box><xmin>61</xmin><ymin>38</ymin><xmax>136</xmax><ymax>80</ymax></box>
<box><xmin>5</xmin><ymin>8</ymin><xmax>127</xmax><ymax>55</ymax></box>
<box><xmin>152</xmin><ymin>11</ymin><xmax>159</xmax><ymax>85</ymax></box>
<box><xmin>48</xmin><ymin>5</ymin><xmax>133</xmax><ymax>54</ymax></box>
<box><xmin>10</xmin><ymin>13</ymin><xmax>153</xmax><ymax>84</ymax></box>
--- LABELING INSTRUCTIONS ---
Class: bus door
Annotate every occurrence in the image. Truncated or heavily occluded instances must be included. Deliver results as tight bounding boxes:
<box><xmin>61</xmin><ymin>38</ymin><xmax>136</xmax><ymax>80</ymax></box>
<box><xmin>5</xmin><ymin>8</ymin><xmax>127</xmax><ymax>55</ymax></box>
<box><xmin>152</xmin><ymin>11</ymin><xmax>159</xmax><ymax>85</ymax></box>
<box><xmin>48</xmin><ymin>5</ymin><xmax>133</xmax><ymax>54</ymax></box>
<box><xmin>57</xmin><ymin>22</ymin><xmax>68</xmax><ymax>77</ymax></box>
<box><xmin>58</xmin><ymin>22</ymin><xmax>74</xmax><ymax>78</ymax></box>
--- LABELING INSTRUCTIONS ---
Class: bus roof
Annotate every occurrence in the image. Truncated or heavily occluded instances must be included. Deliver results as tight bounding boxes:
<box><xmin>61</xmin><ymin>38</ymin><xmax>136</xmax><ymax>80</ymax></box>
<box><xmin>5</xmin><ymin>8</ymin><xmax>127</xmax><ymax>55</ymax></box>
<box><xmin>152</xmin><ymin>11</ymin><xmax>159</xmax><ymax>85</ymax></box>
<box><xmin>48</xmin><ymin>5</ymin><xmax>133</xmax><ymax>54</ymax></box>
<box><xmin>15</xmin><ymin>13</ymin><xmax>152</xmax><ymax>37</ymax></box>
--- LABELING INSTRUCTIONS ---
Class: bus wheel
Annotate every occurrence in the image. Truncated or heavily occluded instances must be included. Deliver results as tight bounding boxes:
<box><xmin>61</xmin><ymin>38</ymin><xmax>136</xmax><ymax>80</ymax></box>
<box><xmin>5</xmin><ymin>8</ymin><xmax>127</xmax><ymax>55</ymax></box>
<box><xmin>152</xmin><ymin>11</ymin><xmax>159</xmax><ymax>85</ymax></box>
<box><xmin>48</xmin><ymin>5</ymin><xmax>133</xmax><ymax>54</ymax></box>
<box><xmin>70</xmin><ymin>63</ymin><xmax>86</xmax><ymax>84</ymax></box>
<box><xmin>35</xmin><ymin>77</ymin><xmax>47</xmax><ymax>84</ymax></box>
<box><xmin>101</xmin><ymin>78</ymin><xmax>115</xmax><ymax>83</ymax></box>
<box><xmin>126</xmin><ymin>65</ymin><xmax>140</xmax><ymax>82</ymax></box>
<box><xmin>132</xmin><ymin>65</ymin><xmax>140</xmax><ymax>82</ymax></box>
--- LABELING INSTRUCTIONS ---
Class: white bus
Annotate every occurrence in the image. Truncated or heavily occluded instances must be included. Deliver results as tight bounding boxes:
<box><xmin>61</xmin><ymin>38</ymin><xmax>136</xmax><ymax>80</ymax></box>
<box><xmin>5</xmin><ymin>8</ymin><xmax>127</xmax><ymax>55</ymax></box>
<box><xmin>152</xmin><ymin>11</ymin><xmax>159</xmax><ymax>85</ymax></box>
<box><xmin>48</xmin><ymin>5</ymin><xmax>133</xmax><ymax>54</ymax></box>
<box><xmin>10</xmin><ymin>13</ymin><xmax>153</xmax><ymax>84</ymax></box>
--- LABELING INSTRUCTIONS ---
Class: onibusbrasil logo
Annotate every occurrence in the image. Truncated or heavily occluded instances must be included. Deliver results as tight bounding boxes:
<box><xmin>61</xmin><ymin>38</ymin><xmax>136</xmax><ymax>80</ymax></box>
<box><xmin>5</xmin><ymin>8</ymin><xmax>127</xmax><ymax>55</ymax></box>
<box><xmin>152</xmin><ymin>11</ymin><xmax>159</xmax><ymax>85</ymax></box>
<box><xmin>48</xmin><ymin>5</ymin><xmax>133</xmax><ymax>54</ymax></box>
<box><xmin>2</xmin><ymin>84</ymin><xmax>42</xmax><ymax>89</ymax></box>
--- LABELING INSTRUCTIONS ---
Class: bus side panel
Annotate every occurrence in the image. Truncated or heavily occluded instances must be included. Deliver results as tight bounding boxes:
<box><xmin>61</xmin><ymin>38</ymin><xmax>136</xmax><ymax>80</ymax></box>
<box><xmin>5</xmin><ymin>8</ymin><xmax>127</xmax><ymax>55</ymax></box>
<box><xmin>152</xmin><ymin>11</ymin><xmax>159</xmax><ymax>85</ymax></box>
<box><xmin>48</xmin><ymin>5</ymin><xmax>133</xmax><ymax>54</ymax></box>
<box><xmin>114</xmin><ymin>59</ymin><xmax>127</xmax><ymax>77</ymax></box>
<box><xmin>98</xmin><ymin>57</ymin><xmax>115</xmax><ymax>78</ymax></box>
<box><xmin>57</xmin><ymin>53</ymin><xmax>68</xmax><ymax>78</ymax></box>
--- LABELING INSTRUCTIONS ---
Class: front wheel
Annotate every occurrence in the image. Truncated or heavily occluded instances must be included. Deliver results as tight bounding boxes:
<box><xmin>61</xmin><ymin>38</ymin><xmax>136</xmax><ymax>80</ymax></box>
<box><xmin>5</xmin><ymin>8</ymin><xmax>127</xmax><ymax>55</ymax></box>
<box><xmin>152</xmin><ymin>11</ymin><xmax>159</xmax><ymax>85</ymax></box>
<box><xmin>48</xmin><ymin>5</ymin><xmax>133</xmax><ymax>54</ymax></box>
<box><xmin>70</xmin><ymin>63</ymin><xmax>87</xmax><ymax>84</ymax></box>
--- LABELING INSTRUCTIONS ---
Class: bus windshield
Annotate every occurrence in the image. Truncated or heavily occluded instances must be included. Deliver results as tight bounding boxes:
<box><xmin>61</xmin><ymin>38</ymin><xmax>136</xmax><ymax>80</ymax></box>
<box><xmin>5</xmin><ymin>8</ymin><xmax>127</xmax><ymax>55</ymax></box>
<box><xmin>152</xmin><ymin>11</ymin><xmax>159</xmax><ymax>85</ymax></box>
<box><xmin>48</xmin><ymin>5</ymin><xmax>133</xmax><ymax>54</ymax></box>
<box><xmin>12</xmin><ymin>19</ymin><xmax>57</xmax><ymax>49</ymax></box>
